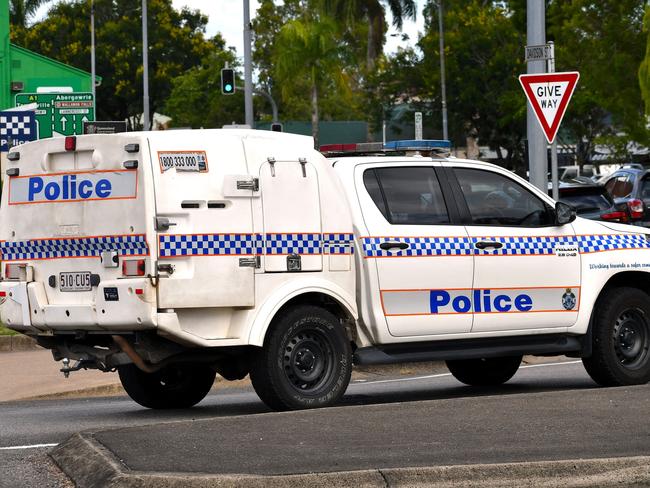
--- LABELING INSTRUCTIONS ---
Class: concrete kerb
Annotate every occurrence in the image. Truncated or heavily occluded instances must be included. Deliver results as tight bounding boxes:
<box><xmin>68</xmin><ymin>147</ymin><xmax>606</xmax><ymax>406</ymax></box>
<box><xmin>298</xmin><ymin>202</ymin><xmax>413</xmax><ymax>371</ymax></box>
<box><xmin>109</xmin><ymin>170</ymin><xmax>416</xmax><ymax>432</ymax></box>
<box><xmin>51</xmin><ymin>431</ymin><xmax>650</xmax><ymax>488</ymax></box>
<box><xmin>0</xmin><ymin>334</ymin><xmax>40</xmax><ymax>352</ymax></box>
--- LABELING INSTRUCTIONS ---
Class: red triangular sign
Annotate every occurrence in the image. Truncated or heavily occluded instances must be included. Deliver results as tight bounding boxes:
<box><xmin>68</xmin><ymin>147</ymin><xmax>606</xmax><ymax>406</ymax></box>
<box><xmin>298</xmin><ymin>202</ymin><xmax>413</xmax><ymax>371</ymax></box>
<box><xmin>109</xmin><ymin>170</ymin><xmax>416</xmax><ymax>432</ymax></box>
<box><xmin>519</xmin><ymin>71</ymin><xmax>580</xmax><ymax>144</ymax></box>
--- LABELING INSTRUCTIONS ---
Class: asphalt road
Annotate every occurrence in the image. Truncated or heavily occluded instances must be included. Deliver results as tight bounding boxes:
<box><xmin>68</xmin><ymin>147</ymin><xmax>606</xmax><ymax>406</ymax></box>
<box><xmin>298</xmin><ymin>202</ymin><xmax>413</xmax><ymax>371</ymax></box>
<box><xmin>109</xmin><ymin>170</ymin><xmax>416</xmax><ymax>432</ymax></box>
<box><xmin>2</xmin><ymin>360</ymin><xmax>648</xmax><ymax>486</ymax></box>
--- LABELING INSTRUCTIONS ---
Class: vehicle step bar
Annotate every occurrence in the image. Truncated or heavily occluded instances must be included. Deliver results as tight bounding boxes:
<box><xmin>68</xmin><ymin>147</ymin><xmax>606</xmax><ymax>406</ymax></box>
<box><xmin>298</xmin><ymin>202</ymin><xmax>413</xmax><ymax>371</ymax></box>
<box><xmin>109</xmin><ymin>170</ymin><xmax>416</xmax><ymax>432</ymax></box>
<box><xmin>353</xmin><ymin>334</ymin><xmax>584</xmax><ymax>365</ymax></box>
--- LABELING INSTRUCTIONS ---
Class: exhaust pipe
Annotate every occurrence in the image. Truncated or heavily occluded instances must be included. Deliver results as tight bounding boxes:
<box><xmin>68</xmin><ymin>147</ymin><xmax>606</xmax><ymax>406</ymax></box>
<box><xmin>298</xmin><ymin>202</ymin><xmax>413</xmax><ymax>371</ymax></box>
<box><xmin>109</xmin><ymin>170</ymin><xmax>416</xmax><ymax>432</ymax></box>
<box><xmin>112</xmin><ymin>335</ymin><xmax>159</xmax><ymax>373</ymax></box>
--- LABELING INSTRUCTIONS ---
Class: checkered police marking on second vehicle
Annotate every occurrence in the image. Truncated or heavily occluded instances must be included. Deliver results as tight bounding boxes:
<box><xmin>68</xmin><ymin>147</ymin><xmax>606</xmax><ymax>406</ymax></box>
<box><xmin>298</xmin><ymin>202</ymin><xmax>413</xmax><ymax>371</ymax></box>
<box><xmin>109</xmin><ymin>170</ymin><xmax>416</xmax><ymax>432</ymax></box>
<box><xmin>0</xmin><ymin>111</ymin><xmax>36</xmax><ymax>152</ymax></box>
<box><xmin>0</xmin><ymin>235</ymin><xmax>149</xmax><ymax>261</ymax></box>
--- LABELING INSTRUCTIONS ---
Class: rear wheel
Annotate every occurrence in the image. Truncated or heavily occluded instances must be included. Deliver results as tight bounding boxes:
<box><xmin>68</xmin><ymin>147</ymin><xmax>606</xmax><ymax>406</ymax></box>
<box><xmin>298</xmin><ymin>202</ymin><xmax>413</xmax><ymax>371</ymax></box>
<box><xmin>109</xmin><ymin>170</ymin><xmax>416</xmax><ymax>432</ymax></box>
<box><xmin>118</xmin><ymin>363</ymin><xmax>216</xmax><ymax>409</ymax></box>
<box><xmin>250</xmin><ymin>305</ymin><xmax>352</xmax><ymax>411</ymax></box>
<box><xmin>446</xmin><ymin>356</ymin><xmax>522</xmax><ymax>386</ymax></box>
<box><xmin>583</xmin><ymin>287</ymin><xmax>650</xmax><ymax>386</ymax></box>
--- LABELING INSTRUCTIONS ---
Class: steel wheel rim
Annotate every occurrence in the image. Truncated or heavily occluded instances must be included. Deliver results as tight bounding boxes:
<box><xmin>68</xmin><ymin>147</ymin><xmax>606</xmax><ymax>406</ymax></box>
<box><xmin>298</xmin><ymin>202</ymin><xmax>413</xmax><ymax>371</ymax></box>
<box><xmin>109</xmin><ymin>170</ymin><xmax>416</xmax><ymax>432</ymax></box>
<box><xmin>283</xmin><ymin>328</ymin><xmax>335</xmax><ymax>394</ymax></box>
<box><xmin>613</xmin><ymin>308</ymin><xmax>650</xmax><ymax>370</ymax></box>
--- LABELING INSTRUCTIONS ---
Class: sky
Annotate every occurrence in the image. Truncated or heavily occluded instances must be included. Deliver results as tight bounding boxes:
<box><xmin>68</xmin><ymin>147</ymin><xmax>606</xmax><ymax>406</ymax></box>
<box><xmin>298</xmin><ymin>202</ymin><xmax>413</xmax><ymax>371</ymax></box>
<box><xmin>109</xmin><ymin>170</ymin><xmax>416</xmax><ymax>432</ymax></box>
<box><xmin>171</xmin><ymin>0</ymin><xmax>427</xmax><ymax>58</ymax></box>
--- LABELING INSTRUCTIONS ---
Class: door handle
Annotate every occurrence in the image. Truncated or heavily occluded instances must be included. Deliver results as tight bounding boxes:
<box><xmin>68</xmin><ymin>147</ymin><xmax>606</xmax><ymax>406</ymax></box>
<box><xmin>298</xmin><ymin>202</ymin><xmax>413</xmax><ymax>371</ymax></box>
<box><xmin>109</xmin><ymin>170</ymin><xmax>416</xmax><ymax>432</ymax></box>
<box><xmin>474</xmin><ymin>241</ymin><xmax>503</xmax><ymax>250</ymax></box>
<box><xmin>379</xmin><ymin>242</ymin><xmax>409</xmax><ymax>251</ymax></box>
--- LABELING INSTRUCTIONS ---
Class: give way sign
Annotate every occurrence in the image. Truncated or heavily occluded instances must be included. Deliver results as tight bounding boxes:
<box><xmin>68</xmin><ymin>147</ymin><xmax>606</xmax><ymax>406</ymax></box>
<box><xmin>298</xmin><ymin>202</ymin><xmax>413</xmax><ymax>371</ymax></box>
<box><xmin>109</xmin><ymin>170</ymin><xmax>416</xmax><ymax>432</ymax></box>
<box><xmin>519</xmin><ymin>71</ymin><xmax>579</xmax><ymax>144</ymax></box>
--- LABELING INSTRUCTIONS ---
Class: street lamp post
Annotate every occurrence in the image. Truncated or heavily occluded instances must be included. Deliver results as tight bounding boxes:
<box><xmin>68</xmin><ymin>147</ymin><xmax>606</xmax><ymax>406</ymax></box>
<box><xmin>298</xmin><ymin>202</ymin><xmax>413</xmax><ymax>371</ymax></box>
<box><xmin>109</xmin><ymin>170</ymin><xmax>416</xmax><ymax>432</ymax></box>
<box><xmin>437</xmin><ymin>1</ymin><xmax>448</xmax><ymax>141</ymax></box>
<box><xmin>243</xmin><ymin>0</ymin><xmax>253</xmax><ymax>127</ymax></box>
<box><xmin>90</xmin><ymin>0</ymin><xmax>96</xmax><ymax>114</ymax></box>
<box><xmin>142</xmin><ymin>0</ymin><xmax>150</xmax><ymax>131</ymax></box>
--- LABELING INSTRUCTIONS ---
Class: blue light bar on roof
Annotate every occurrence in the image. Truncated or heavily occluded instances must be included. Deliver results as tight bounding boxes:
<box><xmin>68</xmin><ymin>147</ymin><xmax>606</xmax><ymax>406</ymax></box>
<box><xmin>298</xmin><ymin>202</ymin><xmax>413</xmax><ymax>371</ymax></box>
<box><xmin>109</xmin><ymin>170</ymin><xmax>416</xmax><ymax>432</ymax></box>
<box><xmin>383</xmin><ymin>139</ymin><xmax>451</xmax><ymax>151</ymax></box>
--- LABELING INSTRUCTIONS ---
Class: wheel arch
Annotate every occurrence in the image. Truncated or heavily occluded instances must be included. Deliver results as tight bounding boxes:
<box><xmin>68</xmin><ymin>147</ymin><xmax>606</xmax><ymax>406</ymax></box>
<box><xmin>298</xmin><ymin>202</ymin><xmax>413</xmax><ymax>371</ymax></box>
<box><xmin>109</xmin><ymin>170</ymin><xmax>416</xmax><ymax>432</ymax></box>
<box><xmin>581</xmin><ymin>271</ymin><xmax>650</xmax><ymax>357</ymax></box>
<box><xmin>247</xmin><ymin>283</ymin><xmax>358</xmax><ymax>348</ymax></box>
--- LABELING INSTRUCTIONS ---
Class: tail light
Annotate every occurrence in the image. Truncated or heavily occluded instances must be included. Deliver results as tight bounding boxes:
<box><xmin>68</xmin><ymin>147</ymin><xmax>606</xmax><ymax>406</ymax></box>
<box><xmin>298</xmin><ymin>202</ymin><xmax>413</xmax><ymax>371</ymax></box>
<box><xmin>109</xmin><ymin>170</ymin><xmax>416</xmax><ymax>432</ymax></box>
<box><xmin>122</xmin><ymin>259</ymin><xmax>146</xmax><ymax>277</ymax></box>
<box><xmin>600</xmin><ymin>211</ymin><xmax>628</xmax><ymax>222</ymax></box>
<box><xmin>627</xmin><ymin>199</ymin><xmax>644</xmax><ymax>220</ymax></box>
<box><xmin>5</xmin><ymin>263</ymin><xmax>27</xmax><ymax>280</ymax></box>
<box><xmin>64</xmin><ymin>136</ymin><xmax>76</xmax><ymax>151</ymax></box>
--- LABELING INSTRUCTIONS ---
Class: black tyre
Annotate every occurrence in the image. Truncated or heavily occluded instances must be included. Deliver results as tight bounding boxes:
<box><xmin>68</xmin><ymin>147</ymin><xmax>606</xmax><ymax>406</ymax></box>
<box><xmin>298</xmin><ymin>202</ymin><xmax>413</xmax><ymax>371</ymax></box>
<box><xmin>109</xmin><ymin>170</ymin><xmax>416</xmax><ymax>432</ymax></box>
<box><xmin>250</xmin><ymin>305</ymin><xmax>352</xmax><ymax>411</ymax></box>
<box><xmin>583</xmin><ymin>287</ymin><xmax>650</xmax><ymax>386</ymax></box>
<box><xmin>118</xmin><ymin>362</ymin><xmax>216</xmax><ymax>409</ymax></box>
<box><xmin>446</xmin><ymin>356</ymin><xmax>522</xmax><ymax>386</ymax></box>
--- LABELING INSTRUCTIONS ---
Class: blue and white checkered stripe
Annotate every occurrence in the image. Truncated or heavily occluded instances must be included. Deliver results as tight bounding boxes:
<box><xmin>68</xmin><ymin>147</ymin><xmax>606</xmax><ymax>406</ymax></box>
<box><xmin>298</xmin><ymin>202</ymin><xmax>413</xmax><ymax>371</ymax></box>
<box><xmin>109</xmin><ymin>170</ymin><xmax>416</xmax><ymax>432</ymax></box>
<box><xmin>0</xmin><ymin>235</ymin><xmax>149</xmax><ymax>261</ymax></box>
<box><xmin>362</xmin><ymin>237</ymin><xmax>473</xmax><ymax>257</ymax></box>
<box><xmin>324</xmin><ymin>233</ymin><xmax>354</xmax><ymax>255</ymax></box>
<box><xmin>472</xmin><ymin>235</ymin><xmax>577</xmax><ymax>256</ymax></box>
<box><xmin>159</xmin><ymin>234</ymin><xmax>256</xmax><ymax>257</ymax></box>
<box><xmin>577</xmin><ymin>234</ymin><xmax>650</xmax><ymax>253</ymax></box>
<box><xmin>362</xmin><ymin>234</ymin><xmax>650</xmax><ymax>258</ymax></box>
<box><xmin>262</xmin><ymin>233</ymin><xmax>322</xmax><ymax>255</ymax></box>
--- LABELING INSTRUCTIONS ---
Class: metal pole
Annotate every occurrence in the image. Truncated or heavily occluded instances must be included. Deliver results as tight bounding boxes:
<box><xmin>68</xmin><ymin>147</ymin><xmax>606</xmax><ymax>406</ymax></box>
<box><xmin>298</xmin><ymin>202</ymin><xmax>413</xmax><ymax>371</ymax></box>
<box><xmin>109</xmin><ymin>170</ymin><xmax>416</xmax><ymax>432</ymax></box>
<box><xmin>90</xmin><ymin>0</ymin><xmax>96</xmax><ymax>114</ymax></box>
<box><xmin>142</xmin><ymin>0</ymin><xmax>150</xmax><ymax>131</ymax></box>
<box><xmin>548</xmin><ymin>42</ymin><xmax>559</xmax><ymax>201</ymax></box>
<box><xmin>526</xmin><ymin>0</ymin><xmax>547</xmax><ymax>191</ymax></box>
<box><xmin>243</xmin><ymin>0</ymin><xmax>253</xmax><ymax>127</ymax></box>
<box><xmin>438</xmin><ymin>1</ymin><xmax>448</xmax><ymax>140</ymax></box>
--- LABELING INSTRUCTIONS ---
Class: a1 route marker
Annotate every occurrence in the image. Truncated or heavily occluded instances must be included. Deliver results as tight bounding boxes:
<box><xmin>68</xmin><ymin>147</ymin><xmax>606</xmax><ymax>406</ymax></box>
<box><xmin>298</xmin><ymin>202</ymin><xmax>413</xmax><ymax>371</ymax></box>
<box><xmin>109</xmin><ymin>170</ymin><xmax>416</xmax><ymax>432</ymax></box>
<box><xmin>519</xmin><ymin>71</ymin><xmax>579</xmax><ymax>144</ymax></box>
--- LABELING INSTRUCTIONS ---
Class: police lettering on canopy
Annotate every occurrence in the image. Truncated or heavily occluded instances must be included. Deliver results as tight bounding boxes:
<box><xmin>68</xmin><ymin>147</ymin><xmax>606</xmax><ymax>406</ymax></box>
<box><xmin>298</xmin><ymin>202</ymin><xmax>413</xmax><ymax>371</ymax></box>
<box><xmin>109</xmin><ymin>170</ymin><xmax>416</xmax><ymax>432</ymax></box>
<box><xmin>8</xmin><ymin>170</ymin><xmax>138</xmax><ymax>204</ymax></box>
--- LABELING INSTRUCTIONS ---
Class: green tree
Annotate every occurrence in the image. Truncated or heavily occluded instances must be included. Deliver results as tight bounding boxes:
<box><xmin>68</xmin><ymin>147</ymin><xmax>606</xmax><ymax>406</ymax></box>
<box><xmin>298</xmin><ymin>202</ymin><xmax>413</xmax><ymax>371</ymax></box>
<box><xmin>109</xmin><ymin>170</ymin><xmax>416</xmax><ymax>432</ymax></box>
<box><xmin>321</xmin><ymin>0</ymin><xmax>417</xmax><ymax>69</ymax></box>
<box><xmin>13</xmin><ymin>0</ymin><xmax>215</xmax><ymax>128</ymax></box>
<box><xmin>639</xmin><ymin>6</ymin><xmax>650</xmax><ymax>117</ymax></box>
<box><xmin>416</xmin><ymin>0</ymin><xmax>526</xmax><ymax>169</ymax></box>
<box><xmin>10</xmin><ymin>0</ymin><xmax>51</xmax><ymax>28</ymax></box>
<box><xmin>548</xmin><ymin>0</ymin><xmax>649</xmax><ymax>163</ymax></box>
<box><xmin>273</xmin><ymin>14</ymin><xmax>351</xmax><ymax>145</ymax></box>
<box><xmin>164</xmin><ymin>41</ymin><xmax>244</xmax><ymax>128</ymax></box>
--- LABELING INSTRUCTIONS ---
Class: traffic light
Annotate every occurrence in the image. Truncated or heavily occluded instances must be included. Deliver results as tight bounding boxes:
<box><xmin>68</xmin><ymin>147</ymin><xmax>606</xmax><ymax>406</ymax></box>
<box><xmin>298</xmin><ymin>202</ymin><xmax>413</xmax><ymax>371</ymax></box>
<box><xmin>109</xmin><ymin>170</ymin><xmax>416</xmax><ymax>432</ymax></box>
<box><xmin>221</xmin><ymin>68</ymin><xmax>235</xmax><ymax>95</ymax></box>
<box><xmin>270</xmin><ymin>123</ymin><xmax>283</xmax><ymax>132</ymax></box>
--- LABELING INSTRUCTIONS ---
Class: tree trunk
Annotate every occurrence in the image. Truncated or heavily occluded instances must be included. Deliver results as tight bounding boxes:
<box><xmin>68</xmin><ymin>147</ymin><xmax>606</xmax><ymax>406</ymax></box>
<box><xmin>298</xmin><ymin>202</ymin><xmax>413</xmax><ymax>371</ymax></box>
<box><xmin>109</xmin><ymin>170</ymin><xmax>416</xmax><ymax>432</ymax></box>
<box><xmin>311</xmin><ymin>82</ymin><xmax>319</xmax><ymax>148</ymax></box>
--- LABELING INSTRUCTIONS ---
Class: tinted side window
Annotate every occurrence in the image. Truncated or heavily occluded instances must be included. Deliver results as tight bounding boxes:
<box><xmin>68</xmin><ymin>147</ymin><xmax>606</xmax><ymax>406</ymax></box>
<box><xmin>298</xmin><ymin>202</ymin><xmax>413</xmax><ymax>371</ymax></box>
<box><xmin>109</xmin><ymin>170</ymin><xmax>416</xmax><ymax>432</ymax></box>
<box><xmin>612</xmin><ymin>175</ymin><xmax>633</xmax><ymax>198</ymax></box>
<box><xmin>363</xmin><ymin>169</ymin><xmax>389</xmax><ymax>220</ymax></box>
<box><xmin>454</xmin><ymin>168</ymin><xmax>552</xmax><ymax>226</ymax></box>
<box><xmin>364</xmin><ymin>167</ymin><xmax>450</xmax><ymax>225</ymax></box>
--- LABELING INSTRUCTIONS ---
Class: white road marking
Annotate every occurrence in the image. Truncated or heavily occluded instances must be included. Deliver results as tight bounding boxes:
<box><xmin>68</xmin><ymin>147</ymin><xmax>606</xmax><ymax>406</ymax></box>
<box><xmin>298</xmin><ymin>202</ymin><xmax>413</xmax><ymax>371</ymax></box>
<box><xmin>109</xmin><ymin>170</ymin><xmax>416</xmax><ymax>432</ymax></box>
<box><xmin>354</xmin><ymin>360</ymin><xmax>583</xmax><ymax>385</ymax></box>
<box><xmin>0</xmin><ymin>443</ymin><xmax>58</xmax><ymax>451</ymax></box>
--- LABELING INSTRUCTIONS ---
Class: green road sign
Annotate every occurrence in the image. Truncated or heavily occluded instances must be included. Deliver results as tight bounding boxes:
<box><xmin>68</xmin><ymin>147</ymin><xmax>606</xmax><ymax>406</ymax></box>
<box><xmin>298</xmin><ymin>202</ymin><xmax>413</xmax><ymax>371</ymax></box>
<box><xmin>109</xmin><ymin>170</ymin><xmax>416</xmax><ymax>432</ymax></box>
<box><xmin>15</xmin><ymin>92</ymin><xmax>95</xmax><ymax>139</ymax></box>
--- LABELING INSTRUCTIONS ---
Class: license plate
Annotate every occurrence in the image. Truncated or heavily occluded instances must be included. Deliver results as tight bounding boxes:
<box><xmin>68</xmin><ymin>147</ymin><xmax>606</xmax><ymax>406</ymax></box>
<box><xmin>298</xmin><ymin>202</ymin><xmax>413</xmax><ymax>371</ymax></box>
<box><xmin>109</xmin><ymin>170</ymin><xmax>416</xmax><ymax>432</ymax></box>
<box><xmin>59</xmin><ymin>272</ymin><xmax>92</xmax><ymax>292</ymax></box>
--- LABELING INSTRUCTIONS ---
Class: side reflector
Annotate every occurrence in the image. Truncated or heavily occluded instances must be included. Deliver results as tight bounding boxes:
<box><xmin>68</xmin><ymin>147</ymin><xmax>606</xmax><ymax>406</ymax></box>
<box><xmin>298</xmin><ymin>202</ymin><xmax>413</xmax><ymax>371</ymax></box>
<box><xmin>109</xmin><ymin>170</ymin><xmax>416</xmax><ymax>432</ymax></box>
<box><xmin>122</xmin><ymin>259</ymin><xmax>146</xmax><ymax>277</ymax></box>
<box><xmin>134</xmin><ymin>288</ymin><xmax>144</xmax><ymax>295</ymax></box>
<box><xmin>65</xmin><ymin>136</ymin><xmax>76</xmax><ymax>151</ymax></box>
<box><xmin>0</xmin><ymin>291</ymin><xmax>6</xmax><ymax>297</ymax></box>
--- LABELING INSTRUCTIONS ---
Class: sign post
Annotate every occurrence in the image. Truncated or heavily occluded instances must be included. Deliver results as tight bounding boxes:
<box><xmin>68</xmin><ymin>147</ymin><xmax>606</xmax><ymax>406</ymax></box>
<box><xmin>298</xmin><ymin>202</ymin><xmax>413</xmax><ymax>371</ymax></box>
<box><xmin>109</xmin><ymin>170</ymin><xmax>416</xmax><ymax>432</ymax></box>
<box><xmin>414</xmin><ymin>112</ymin><xmax>423</xmax><ymax>140</ymax></box>
<box><xmin>15</xmin><ymin>92</ymin><xmax>95</xmax><ymax>139</ymax></box>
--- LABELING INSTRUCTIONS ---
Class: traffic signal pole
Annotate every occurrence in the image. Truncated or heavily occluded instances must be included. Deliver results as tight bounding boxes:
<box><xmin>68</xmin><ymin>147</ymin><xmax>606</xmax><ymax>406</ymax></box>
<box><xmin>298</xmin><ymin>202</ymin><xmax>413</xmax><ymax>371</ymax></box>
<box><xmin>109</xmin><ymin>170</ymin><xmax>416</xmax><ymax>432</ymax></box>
<box><xmin>526</xmin><ymin>0</ymin><xmax>546</xmax><ymax>191</ymax></box>
<box><xmin>243</xmin><ymin>0</ymin><xmax>253</xmax><ymax>127</ymax></box>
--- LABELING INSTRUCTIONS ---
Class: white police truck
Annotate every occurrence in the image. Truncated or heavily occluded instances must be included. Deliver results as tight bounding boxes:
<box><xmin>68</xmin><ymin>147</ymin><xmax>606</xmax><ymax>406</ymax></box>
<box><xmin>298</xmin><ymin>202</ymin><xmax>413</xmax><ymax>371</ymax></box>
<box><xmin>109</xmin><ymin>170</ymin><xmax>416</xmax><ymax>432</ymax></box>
<box><xmin>2</xmin><ymin>130</ymin><xmax>650</xmax><ymax>410</ymax></box>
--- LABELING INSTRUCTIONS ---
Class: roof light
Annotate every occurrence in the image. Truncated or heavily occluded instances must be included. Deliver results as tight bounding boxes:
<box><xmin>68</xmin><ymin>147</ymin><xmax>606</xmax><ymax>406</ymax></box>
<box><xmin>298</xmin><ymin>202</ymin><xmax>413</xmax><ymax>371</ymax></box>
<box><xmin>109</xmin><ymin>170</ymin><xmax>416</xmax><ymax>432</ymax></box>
<box><xmin>383</xmin><ymin>139</ymin><xmax>451</xmax><ymax>151</ymax></box>
<box><xmin>320</xmin><ymin>139</ymin><xmax>451</xmax><ymax>156</ymax></box>
<box><xmin>64</xmin><ymin>136</ymin><xmax>76</xmax><ymax>151</ymax></box>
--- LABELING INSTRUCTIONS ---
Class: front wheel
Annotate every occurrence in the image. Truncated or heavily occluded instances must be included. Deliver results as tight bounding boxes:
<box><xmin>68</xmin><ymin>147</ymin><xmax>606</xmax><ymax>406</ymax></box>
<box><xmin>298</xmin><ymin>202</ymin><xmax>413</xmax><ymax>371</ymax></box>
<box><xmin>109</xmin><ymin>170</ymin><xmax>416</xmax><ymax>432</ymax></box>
<box><xmin>583</xmin><ymin>287</ymin><xmax>650</xmax><ymax>386</ymax></box>
<box><xmin>446</xmin><ymin>356</ymin><xmax>522</xmax><ymax>386</ymax></box>
<box><xmin>250</xmin><ymin>305</ymin><xmax>352</xmax><ymax>411</ymax></box>
<box><xmin>118</xmin><ymin>363</ymin><xmax>216</xmax><ymax>409</ymax></box>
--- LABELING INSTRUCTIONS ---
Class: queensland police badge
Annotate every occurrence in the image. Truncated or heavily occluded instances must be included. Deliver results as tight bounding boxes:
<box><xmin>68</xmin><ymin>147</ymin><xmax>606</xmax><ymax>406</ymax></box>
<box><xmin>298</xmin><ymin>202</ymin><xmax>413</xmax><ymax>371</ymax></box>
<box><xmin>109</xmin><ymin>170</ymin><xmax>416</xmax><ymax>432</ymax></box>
<box><xmin>562</xmin><ymin>288</ymin><xmax>576</xmax><ymax>310</ymax></box>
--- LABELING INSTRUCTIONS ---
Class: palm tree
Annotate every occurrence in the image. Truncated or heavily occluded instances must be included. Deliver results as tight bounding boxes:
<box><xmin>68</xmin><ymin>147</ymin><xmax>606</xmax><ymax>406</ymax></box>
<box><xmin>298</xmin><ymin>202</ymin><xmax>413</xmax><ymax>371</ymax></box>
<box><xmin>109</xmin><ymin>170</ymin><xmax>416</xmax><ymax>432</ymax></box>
<box><xmin>10</xmin><ymin>0</ymin><xmax>52</xmax><ymax>28</ymax></box>
<box><xmin>273</xmin><ymin>15</ymin><xmax>349</xmax><ymax>146</ymax></box>
<box><xmin>321</xmin><ymin>0</ymin><xmax>417</xmax><ymax>68</ymax></box>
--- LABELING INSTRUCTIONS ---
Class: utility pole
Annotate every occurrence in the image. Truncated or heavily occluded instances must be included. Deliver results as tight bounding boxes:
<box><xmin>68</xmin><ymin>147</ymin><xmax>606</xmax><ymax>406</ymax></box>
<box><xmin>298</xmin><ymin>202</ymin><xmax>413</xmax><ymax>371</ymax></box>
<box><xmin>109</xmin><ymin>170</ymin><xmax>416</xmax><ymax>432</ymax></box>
<box><xmin>243</xmin><ymin>0</ymin><xmax>253</xmax><ymax>127</ymax></box>
<box><xmin>90</xmin><ymin>0</ymin><xmax>96</xmax><ymax>114</ymax></box>
<box><xmin>142</xmin><ymin>0</ymin><xmax>150</xmax><ymax>131</ymax></box>
<box><xmin>548</xmin><ymin>42</ymin><xmax>559</xmax><ymax>201</ymax></box>
<box><xmin>437</xmin><ymin>1</ymin><xmax>448</xmax><ymax>140</ymax></box>
<box><xmin>526</xmin><ymin>0</ymin><xmax>546</xmax><ymax>191</ymax></box>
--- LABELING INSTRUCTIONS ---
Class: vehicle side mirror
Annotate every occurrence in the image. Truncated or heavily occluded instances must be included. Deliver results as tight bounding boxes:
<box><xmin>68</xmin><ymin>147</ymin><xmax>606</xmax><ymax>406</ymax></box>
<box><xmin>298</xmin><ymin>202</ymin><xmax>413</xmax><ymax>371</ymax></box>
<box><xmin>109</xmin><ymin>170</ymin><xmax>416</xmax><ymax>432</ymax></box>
<box><xmin>555</xmin><ymin>201</ymin><xmax>576</xmax><ymax>226</ymax></box>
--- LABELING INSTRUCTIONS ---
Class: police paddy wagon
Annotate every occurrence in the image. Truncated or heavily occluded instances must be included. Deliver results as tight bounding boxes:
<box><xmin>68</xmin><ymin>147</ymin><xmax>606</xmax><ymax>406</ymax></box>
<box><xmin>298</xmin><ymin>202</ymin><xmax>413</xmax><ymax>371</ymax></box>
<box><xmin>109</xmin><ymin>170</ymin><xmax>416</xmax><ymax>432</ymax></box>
<box><xmin>2</xmin><ymin>130</ymin><xmax>650</xmax><ymax>411</ymax></box>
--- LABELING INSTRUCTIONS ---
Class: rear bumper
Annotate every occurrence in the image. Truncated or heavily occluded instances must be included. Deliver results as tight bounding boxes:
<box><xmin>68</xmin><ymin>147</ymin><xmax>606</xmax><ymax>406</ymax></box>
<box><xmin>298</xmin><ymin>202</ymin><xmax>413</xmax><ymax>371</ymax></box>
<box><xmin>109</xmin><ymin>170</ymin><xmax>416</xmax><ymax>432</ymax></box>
<box><xmin>0</xmin><ymin>278</ymin><xmax>156</xmax><ymax>333</ymax></box>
